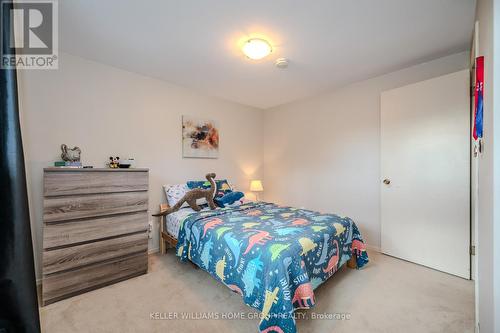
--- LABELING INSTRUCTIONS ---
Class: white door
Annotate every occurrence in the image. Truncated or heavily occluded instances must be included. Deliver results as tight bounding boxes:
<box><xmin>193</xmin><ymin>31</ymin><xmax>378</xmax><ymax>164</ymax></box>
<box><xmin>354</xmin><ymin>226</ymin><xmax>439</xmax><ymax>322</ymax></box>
<box><xmin>381</xmin><ymin>70</ymin><xmax>470</xmax><ymax>279</ymax></box>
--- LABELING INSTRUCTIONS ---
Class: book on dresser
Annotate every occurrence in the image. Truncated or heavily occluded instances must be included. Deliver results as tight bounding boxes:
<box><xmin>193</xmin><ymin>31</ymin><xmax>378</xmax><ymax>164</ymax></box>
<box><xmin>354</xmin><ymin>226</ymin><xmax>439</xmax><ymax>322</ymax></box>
<box><xmin>42</xmin><ymin>167</ymin><xmax>149</xmax><ymax>305</ymax></box>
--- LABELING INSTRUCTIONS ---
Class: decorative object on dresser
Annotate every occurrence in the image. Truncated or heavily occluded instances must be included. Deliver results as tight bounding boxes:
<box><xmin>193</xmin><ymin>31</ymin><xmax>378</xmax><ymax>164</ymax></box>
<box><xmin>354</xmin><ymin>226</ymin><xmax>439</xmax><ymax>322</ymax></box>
<box><xmin>42</xmin><ymin>168</ymin><xmax>149</xmax><ymax>305</ymax></box>
<box><xmin>119</xmin><ymin>158</ymin><xmax>135</xmax><ymax>168</ymax></box>
<box><xmin>60</xmin><ymin>144</ymin><xmax>81</xmax><ymax>162</ymax></box>
<box><xmin>108</xmin><ymin>156</ymin><xmax>120</xmax><ymax>168</ymax></box>
<box><xmin>55</xmin><ymin>144</ymin><xmax>83</xmax><ymax>168</ymax></box>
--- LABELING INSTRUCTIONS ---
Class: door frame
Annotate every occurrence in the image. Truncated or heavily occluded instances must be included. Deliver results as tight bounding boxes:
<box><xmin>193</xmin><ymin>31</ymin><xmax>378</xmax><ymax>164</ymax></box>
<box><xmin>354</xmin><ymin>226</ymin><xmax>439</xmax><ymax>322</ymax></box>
<box><xmin>470</xmin><ymin>19</ymin><xmax>480</xmax><ymax>333</ymax></box>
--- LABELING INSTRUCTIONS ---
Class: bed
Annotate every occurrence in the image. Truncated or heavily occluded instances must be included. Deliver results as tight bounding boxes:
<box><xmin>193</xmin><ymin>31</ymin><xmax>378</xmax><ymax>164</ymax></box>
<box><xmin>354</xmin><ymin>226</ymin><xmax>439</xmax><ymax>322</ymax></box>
<box><xmin>158</xmin><ymin>200</ymin><xmax>368</xmax><ymax>333</ymax></box>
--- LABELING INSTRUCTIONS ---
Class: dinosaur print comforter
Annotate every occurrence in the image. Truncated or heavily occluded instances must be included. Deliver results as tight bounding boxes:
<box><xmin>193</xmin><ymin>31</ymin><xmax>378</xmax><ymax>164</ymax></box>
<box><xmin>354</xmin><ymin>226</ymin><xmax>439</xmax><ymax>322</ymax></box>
<box><xmin>176</xmin><ymin>201</ymin><xmax>369</xmax><ymax>333</ymax></box>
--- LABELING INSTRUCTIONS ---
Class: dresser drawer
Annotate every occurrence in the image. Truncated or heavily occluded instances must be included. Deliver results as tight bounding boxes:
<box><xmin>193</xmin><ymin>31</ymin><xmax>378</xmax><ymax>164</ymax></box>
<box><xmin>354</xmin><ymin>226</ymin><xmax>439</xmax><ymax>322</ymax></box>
<box><xmin>43</xmin><ymin>191</ymin><xmax>148</xmax><ymax>223</ymax></box>
<box><xmin>43</xmin><ymin>211</ymin><xmax>148</xmax><ymax>249</ymax></box>
<box><xmin>43</xmin><ymin>232</ymin><xmax>148</xmax><ymax>275</ymax></box>
<box><xmin>44</xmin><ymin>170</ymin><xmax>148</xmax><ymax>196</ymax></box>
<box><xmin>42</xmin><ymin>252</ymin><xmax>148</xmax><ymax>305</ymax></box>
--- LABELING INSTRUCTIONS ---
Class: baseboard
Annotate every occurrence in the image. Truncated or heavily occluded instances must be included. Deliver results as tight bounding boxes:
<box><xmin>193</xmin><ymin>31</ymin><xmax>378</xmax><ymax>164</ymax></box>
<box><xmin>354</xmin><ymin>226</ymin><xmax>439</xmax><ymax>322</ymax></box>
<box><xmin>148</xmin><ymin>247</ymin><xmax>160</xmax><ymax>255</ymax></box>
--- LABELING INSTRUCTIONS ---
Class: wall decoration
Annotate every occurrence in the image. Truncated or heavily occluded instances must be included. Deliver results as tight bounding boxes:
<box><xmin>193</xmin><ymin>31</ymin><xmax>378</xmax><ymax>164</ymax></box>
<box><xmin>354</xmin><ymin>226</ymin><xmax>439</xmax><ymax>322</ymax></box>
<box><xmin>182</xmin><ymin>116</ymin><xmax>219</xmax><ymax>158</ymax></box>
<box><xmin>473</xmin><ymin>56</ymin><xmax>484</xmax><ymax>140</ymax></box>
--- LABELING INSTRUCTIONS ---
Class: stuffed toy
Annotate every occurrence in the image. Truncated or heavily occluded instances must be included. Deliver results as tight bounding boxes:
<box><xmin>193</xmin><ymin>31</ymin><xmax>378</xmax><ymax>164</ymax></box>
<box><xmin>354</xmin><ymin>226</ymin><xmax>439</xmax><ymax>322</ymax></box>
<box><xmin>153</xmin><ymin>173</ymin><xmax>217</xmax><ymax>217</ymax></box>
<box><xmin>214</xmin><ymin>191</ymin><xmax>244</xmax><ymax>208</ymax></box>
<box><xmin>108</xmin><ymin>156</ymin><xmax>120</xmax><ymax>168</ymax></box>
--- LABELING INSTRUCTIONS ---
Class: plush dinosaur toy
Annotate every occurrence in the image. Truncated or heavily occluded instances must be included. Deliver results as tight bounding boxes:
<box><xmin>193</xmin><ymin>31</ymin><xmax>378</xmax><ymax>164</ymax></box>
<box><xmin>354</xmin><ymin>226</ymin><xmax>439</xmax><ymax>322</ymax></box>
<box><xmin>153</xmin><ymin>173</ymin><xmax>217</xmax><ymax>217</ymax></box>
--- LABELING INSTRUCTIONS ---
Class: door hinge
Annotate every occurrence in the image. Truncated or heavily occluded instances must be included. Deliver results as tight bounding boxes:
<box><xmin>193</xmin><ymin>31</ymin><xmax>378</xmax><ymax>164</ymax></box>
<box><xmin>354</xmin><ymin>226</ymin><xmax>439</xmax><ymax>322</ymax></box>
<box><xmin>470</xmin><ymin>245</ymin><xmax>476</xmax><ymax>256</ymax></box>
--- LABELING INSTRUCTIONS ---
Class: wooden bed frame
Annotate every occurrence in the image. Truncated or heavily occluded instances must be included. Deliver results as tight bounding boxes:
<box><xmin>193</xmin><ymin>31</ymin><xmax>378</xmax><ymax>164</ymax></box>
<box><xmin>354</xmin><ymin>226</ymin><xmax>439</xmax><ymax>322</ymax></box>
<box><xmin>157</xmin><ymin>203</ymin><xmax>358</xmax><ymax>268</ymax></box>
<box><xmin>159</xmin><ymin>203</ymin><xmax>178</xmax><ymax>254</ymax></box>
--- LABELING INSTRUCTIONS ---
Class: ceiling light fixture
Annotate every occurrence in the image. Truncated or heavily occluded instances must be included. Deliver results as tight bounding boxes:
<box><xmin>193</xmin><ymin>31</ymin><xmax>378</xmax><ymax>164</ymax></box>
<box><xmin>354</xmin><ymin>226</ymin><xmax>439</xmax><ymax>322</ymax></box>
<box><xmin>242</xmin><ymin>38</ymin><xmax>272</xmax><ymax>60</ymax></box>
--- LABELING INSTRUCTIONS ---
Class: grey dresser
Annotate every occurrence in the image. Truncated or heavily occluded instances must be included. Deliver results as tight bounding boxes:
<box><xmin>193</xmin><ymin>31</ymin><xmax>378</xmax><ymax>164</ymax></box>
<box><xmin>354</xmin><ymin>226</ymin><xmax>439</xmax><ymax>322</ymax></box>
<box><xmin>42</xmin><ymin>168</ymin><xmax>149</xmax><ymax>305</ymax></box>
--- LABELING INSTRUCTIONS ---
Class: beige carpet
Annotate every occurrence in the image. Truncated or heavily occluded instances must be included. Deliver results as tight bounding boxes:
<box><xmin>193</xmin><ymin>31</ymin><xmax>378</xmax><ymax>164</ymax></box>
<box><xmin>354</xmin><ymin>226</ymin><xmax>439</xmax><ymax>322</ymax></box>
<box><xmin>40</xmin><ymin>251</ymin><xmax>474</xmax><ymax>333</ymax></box>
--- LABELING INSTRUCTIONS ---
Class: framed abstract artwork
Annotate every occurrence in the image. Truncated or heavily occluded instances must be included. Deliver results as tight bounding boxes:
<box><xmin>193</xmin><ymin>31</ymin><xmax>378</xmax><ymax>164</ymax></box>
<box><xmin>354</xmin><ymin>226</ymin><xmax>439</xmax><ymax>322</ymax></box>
<box><xmin>182</xmin><ymin>116</ymin><xmax>219</xmax><ymax>158</ymax></box>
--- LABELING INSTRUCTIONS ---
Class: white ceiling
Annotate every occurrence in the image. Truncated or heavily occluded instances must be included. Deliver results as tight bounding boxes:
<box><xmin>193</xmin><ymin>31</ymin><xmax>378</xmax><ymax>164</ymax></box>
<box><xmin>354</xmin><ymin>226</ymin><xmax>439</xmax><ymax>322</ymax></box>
<box><xmin>59</xmin><ymin>0</ymin><xmax>476</xmax><ymax>109</ymax></box>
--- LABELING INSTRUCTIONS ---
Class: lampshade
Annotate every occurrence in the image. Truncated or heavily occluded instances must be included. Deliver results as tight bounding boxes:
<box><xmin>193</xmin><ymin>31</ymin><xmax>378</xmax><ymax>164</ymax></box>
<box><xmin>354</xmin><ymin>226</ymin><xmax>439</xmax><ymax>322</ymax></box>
<box><xmin>250</xmin><ymin>180</ymin><xmax>264</xmax><ymax>192</ymax></box>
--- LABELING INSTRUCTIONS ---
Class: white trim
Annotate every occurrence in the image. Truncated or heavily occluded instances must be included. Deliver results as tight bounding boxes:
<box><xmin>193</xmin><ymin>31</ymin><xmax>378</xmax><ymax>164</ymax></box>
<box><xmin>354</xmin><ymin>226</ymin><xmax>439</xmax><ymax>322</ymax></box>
<box><xmin>148</xmin><ymin>247</ymin><xmax>160</xmax><ymax>255</ymax></box>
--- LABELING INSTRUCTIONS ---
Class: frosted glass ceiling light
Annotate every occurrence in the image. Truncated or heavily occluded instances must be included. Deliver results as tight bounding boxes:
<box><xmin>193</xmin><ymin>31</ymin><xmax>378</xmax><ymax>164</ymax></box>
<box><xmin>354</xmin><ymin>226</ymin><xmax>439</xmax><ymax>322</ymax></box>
<box><xmin>242</xmin><ymin>38</ymin><xmax>272</xmax><ymax>60</ymax></box>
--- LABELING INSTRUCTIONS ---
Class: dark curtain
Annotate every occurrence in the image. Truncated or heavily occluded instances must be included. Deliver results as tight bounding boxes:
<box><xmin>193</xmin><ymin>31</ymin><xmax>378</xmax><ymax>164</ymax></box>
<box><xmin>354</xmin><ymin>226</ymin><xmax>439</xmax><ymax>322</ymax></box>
<box><xmin>0</xmin><ymin>1</ymin><xmax>41</xmax><ymax>332</ymax></box>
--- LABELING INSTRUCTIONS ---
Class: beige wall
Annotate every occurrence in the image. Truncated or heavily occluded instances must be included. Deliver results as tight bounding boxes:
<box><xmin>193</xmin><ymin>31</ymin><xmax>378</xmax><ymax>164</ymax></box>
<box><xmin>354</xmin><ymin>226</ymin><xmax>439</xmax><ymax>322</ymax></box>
<box><xmin>263</xmin><ymin>52</ymin><xmax>469</xmax><ymax>250</ymax></box>
<box><xmin>17</xmin><ymin>52</ymin><xmax>264</xmax><ymax>280</ymax></box>
<box><xmin>18</xmin><ymin>50</ymin><xmax>477</xmax><ymax>286</ymax></box>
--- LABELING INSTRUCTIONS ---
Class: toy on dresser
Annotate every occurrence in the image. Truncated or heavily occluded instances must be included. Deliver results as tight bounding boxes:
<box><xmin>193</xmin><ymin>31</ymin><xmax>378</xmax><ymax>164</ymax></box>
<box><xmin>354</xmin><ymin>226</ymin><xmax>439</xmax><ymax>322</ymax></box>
<box><xmin>108</xmin><ymin>156</ymin><xmax>120</xmax><ymax>168</ymax></box>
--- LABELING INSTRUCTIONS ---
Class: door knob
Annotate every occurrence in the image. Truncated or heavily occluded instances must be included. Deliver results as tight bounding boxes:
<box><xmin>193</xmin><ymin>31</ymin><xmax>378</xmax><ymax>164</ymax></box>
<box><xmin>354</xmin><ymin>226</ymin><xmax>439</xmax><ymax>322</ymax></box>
<box><xmin>383</xmin><ymin>179</ymin><xmax>391</xmax><ymax>185</ymax></box>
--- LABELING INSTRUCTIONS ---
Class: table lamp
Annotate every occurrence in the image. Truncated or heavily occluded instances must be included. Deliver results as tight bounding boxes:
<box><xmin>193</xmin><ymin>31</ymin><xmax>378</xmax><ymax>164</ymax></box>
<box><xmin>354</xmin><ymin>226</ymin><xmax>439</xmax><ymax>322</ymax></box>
<box><xmin>250</xmin><ymin>180</ymin><xmax>264</xmax><ymax>201</ymax></box>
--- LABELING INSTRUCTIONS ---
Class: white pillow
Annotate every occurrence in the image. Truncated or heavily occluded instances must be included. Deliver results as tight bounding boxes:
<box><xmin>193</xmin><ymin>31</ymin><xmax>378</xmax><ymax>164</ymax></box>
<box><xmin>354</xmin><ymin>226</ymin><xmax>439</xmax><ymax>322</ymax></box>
<box><xmin>163</xmin><ymin>184</ymin><xmax>189</xmax><ymax>208</ymax></box>
<box><xmin>163</xmin><ymin>183</ymin><xmax>210</xmax><ymax>208</ymax></box>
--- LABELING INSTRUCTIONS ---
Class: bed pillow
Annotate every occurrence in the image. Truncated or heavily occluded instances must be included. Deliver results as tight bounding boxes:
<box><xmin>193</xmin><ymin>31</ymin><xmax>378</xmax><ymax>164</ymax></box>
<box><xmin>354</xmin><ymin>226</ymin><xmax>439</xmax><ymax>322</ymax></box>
<box><xmin>214</xmin><ymin>191</ymin><xmax>244</xmax><ymax>208</ymax></box>
<box><xmin>163</xmin><ymin>184</ymin><xmax>189</xmax><ymax>208</ymax></box>
<box><xmin>215</xmin><ymin>180</ymin><xmax>233</xmax><ymax>197</ymax></box>
<box><xmin>186</xmin><ymin>179</ymin><xmax>233</xmax><ymax>198</ymax></box>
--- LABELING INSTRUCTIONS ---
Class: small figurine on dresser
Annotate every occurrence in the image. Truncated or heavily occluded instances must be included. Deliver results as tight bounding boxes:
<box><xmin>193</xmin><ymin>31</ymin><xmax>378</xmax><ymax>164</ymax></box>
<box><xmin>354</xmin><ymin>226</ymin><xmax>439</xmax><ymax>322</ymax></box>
<box><xmin>107</xmin><ymin>156</ymin><xmax>134</xmax><ymax>168</ymax></box>
<box><xmin>61</xmin><ymin>144</ymin><xmax>81</xmax><ymax>162</ymax></box>
<box><xmin>108</xmin><ymin>156</ymin><xmax>120</xmax><ymax>168</ymax></box>
<box><xmin>54</xmin><ymin>144</ymin><xmax>82</xmax><ymax>168</ymax></box>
